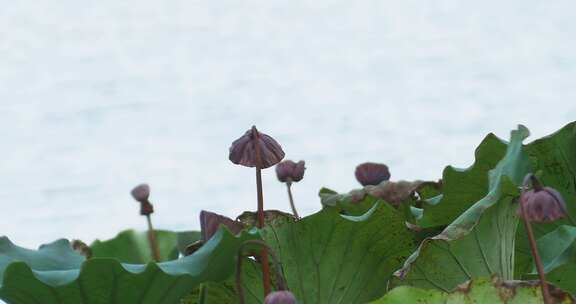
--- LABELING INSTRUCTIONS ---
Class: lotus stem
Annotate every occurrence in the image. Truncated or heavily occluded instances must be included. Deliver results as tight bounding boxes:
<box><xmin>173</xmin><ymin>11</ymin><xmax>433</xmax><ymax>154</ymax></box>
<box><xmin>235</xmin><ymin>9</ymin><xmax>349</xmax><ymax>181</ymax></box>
<box><xmin>236</xmin><ymin>240</ymin><xmax>288</xmax><ymax>304</ymax></box>
<box><xmin>519</xmin><ymin>195</ymin><xmax>551</xmax><ymax>304</ymax></box>
<box><xmin>198</xmin><ymin>284</ymin><xmax>207</xmax><ymax>304</ymax></box>
<box><xmin>146</xmin><ymin>214</ymin><xmax>161</xmax><ymax>262</ymax></box>
<box><xmin>286</xmin><ymin>182</ymin><xmax>300</xmax><ymax>218</ymax></box>
<box><xmin>252</xmin><ymin>127</ymin><xmax>272</xmax><ymax>295</ymax></box>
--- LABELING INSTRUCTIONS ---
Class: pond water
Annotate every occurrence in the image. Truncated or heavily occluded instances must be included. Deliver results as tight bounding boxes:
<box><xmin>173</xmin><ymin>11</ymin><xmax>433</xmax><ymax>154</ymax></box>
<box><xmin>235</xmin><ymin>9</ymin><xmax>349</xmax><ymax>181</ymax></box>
<box><xmin>1</xmin><ymin>0</ymin><xmax>576</xmax><ymax>254</ymax></box>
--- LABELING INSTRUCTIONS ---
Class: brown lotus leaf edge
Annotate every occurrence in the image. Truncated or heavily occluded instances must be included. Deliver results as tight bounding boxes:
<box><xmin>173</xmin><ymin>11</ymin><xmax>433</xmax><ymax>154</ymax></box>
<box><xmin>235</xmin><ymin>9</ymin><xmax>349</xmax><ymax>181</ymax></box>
<box><xmin>349</xmin><ymin>180</ymin><xmax>427</xmax><ymax>207</ymax></box>
<box><xmin>236</xmin><ymin>210</ymin><xmax>297</xmax><ymax>227</ymax></box>
<box><xmin>456</xmin><ymin>277</ymin><xmax>575</xmax><ymax>303</ymax></box>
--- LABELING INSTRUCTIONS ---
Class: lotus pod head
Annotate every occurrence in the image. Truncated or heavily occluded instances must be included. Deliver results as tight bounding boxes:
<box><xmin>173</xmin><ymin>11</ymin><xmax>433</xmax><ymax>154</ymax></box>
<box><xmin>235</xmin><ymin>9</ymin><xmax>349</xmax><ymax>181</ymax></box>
<box><xmin>229</xmin><ymin>126</ymin><xmax>285</xmax><ymax>169</ymax></box>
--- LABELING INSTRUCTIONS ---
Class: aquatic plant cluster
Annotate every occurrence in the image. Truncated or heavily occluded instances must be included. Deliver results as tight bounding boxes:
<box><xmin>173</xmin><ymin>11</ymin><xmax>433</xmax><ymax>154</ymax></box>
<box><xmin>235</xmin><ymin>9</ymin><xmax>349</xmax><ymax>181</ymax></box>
<box><xmin>1</xmin><ymin>123</ymin><xmax>576</xmax><ymax>303</ymax></box>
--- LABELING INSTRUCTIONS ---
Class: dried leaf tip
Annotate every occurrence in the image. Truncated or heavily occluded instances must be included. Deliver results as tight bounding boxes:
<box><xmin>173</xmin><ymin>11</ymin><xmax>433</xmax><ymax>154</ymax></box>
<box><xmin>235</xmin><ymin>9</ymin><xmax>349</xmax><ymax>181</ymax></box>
<box><xmin>264</xmin><ymin>290</ymin><xmax>297</xmax><ymax>304</ymax></box>
<box><xmin>229</xmin><ymin>126</ymin><xmax>285</xmax><ymax>169</ymax></box>
<box><xmin>276</xmin><ymin>160</ymin><xmax>306</xmax><ymax>183</ymax></box>
<box><xmin>200</xmin><ymin>210</ymin><xmax>245</xmax><ymax>242</ymax></box>
<box><xmin>518</xmin><ymin>174</ymin><xmax>567</xmax><ymax>223</ymax></box>
<box><xmin>71</xmin><ymin>240</ymin><xmax>92</xmax><ymax>259</ymax></box>
<box><xmin>355</xmin><ymin>162</ymin><xmax>391</xmax><ymax>186</ymax></box>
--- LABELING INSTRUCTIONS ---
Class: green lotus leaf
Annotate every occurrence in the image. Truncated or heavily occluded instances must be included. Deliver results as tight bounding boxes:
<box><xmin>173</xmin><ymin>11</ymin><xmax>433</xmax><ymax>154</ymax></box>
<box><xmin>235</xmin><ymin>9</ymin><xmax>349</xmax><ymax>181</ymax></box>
<box><xmin>370</xmin><ymin>277</ymin><xmax>574</xmax><ymax>303</ymax></box>
<box><xmin>90</xmin><ymin>229</ymin><xmax>180</xmax><ymax>263</ymax></box>
<box><xmin>515</xmin><ymin>122</ymin><xmax>576</xmax><ymax>277</ymax></box>
<box><xmin>415</xmin><ymin>122</ymin><xmax>576</xmax><ymax>228</ymax></box>
<box><xmin>395</xmin><ymin>126</ymin><xmax>531</xmax><ymax>291</ymax></box>
<box><xmin>237</xmin><ymin>201</ymin><xmax>418</xmax><ymax>304</ymax></box>
<box><xmin>182</xmin><ymin>201</ymin><xmax>416</xmax><ymax>304</ymax></box>
<box><xmin>520</xmin><ymin>225</ymin><xmax>576</xmax><ymax>295</ymax></box>
<box><xmin>417</xmin><ymin>134</ymin><xmax>507</xmax><ymax>228</ymax></box>
<box><xmin>182</xmin><ymin>258</ymin><xmax>264</xmax><ymax>304</ymax></box>
<box><xmin>406</xmin><ymin>122</ymin><xmax>576</xmax><ymax>278</ymax></box>
<box><xmin>0</xmin><ymin>227</ymin><xmax>260</xmax><ymax>304</ymax></box>
<box><xmin>176</xmin><ymin>231</ymin><xmax>202</xmax><ymax>255</ymax></box>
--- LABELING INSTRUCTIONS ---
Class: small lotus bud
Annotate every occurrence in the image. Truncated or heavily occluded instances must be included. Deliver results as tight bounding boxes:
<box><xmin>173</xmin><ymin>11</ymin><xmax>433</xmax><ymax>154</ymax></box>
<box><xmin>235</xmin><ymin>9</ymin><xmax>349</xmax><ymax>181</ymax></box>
<box><xmin>200</xmin><ymin>210</ymin><xmax>245</xmax><ymax>241</ymax></box>
<box><xmin>229</xmin><ymin>126</ymin><xmax>285</xmax><ymax>169</ymax></box>
<box><xmin>264</xmin><ymin>291</ymin><xmax>297</xmax><ymax>304</ymax></box>
<box><xmin>276</xmin><ymin>160</ymin><xmax>306</xmax><ymax>183</ymax></box>
<box><xmin>355</xmin><ymin>162</ymin><xmax>391</xmax><ymax>186</ymax></box>
<box><xmin>131</xmin><ymin>183</ymin><xmax>150</xmax><ymax>203</ymax></box>
<box><xmin>130</xmin><ymin>184</ymin><xmax>154</xmax><ymax>215</ymax></box>
<box><xmin>518</xmin><ymin>186</ymin><xmax>567</xmax><ymax>223</ymax></box>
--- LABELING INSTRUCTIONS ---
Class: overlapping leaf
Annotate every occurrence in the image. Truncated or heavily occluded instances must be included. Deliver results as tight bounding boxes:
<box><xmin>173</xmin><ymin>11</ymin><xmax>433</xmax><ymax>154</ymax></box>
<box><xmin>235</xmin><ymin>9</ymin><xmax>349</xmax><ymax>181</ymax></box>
<box><xmin>250</xmin><ymin>201</ymin><xmax>417</xmax><ymax>304</ymax></box>
<box><xmin>0</xmin><ymin>227</ymin><xmax>259</xmax><ymax>304</ymax></box>
<box><xmin>394</xmin><ymin>126</ymin><xmax>531</xmax><ymax>291</ymax></box>
<box><xmin>371</xmin><ymin>277</ymin><xmax>574</xmax><ymax>304</ymax></box>
<box><xmin>183</xmin><ymin>201</ymin><xmax>416</xmax><ymax>304</ymax></box>
<box><xmin>520</xmin><ymin>225</ymin><xmax>576</xmax><ymax>295</ymax></box>
<box><xmin>90</xmin><ymin>229</ymin><xmax>180</xmax><ymax>263</ymax></box>
<box><xmin>515</xmin><ymin>122</ymin><xmax>576</xmax><ymax>277</ymax></box>
<box><xmin>416</xmin><ymin>134</ymin><xmax>507</xmax><ymax>228</ymax></box>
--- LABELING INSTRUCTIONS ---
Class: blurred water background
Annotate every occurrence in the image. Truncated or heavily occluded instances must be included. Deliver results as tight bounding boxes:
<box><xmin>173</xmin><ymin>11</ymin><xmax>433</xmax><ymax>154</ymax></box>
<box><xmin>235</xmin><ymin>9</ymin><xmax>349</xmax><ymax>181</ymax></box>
<box><xmin>1</xmin><ymin>0</ymin><xmax>576</xmax><ymax>249</ymax></box>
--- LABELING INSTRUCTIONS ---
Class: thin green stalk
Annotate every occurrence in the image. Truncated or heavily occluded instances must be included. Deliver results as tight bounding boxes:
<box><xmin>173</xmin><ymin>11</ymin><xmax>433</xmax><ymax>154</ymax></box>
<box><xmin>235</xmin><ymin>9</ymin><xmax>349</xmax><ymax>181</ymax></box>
<box><xmin>236</xmin><ymin>240</ymin><xmax>288</xmax><ymax>304</ymax></box>
<box><xmin>286</xmin><ymin>182</ymin><xmax>300</xmax><ymax>218</ymax></box>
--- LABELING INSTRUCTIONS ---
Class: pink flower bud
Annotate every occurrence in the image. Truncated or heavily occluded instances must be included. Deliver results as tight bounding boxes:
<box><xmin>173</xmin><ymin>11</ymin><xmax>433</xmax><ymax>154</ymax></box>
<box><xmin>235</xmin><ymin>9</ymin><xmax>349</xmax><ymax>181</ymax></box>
<box><xmin>130</xmin><ymin>183</ymin><xmax>150</xmax><ymax>203</ymax></box>
<box><xmin>130</xmin><ymin>184</ymin><xmax>154</xmax><ymax>216</ymax></box>
<box><xmin>264</xmin><ymin>291</ymin><xmax>297</xmax><ymax>304</ymax></box>
<box><xmin>355</xmin><ymin>162</ymin><xmax>391</xmax><ymax>186</ymax></box>
<box><xmin>518</xmin><ymin>187</ymin><xmax>567</xmax><ymax>223</ymax></box>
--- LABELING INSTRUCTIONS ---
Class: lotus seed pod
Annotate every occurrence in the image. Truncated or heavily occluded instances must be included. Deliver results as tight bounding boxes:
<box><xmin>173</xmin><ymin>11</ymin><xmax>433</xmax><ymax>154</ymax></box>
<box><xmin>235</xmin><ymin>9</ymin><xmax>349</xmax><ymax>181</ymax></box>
<box><xmin>200</xmin><ymin>210</ymin><xmax>245</xmax><ymax>241</ymax></box>
<box><xmin>518</xmin><ymin>187</ymin><xmax>567</xmax><ymax>223</ymax></box>
<box><xmin>276</xmin><ymin>160</ymin><xmax>306</xmax><ymax>183</ymax></box>
<box><xmin>229</xmin><ymin>126</ymin><xmax>285</xmax><ymax>169</ymax></box>
<box><xmin>355</xmin><ymin>162</ymin><xmax>391</xmax><ymax>186</ymax></box>
<box><xmin>264</xmin><ymin>290</ymin><xmax>297</xmax><ymax>304</ymax></box>
<box><xmin>131</xmin><ymin>183</ymin><xmax>150</xmax><ymax>203</ymax></box>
